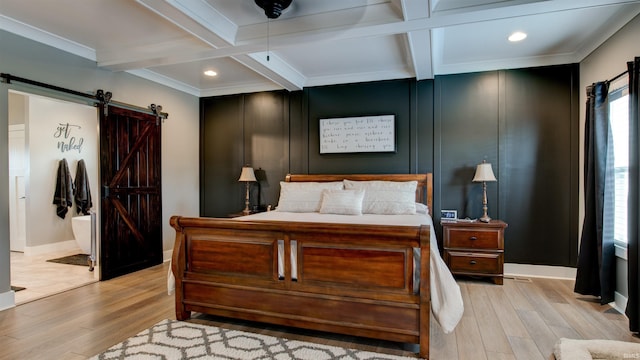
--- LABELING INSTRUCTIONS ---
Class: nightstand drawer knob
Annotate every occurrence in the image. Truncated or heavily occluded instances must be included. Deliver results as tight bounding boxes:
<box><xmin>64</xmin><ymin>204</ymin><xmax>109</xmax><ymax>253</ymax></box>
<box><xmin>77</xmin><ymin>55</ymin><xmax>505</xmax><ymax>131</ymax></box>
<box><xmin>469</xmin><ymin>236</ymin><xmax>477</xmax><ymax>241</ymax></box>
<box><xmin>469</xmin><ymin>260</ymin><xmax>477</xmax><ymax>265</ymax></box>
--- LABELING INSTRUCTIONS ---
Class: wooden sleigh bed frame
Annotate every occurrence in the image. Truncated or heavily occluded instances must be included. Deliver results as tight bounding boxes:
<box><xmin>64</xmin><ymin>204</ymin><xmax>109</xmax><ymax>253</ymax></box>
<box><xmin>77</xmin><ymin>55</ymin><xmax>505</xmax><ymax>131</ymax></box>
<box><xmin>170</xmin><ymin>174</ymin><xmax>433</xmax><ymax>358</ymax></box>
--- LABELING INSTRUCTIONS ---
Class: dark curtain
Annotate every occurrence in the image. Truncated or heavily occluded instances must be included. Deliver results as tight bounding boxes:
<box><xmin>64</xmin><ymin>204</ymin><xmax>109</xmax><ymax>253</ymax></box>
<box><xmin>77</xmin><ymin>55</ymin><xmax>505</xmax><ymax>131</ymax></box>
<box><xmin>575</xmin><ymin>81</ymin><xmax>616</xmax><ymax>305</ymax></box>
<box><xmin>627</xmin><ymin>57</ymin><xmax>640</xmax><ymax>332</ymax></box>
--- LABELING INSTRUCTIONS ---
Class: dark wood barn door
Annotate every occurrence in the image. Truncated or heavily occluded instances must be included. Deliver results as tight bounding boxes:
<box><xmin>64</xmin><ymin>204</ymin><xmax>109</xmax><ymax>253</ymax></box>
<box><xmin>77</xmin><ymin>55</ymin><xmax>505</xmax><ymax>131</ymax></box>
<box><xmin>99</xmin><ymin>105</ymin><xmax>162</xmax><ymax>280</ymax></box>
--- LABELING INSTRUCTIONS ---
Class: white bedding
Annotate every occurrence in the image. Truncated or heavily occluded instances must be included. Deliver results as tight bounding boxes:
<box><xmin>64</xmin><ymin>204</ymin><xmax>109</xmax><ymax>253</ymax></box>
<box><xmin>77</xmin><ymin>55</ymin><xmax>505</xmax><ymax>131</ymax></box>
<box><xmin>167</xmin><ymin>211</ymin><xmax>463</xmax><ymax>334</ymax></box>
<box><xmin>239</xmin><ymin>211</ymin><xmax>463</xmax><ymax>333</ymax></box>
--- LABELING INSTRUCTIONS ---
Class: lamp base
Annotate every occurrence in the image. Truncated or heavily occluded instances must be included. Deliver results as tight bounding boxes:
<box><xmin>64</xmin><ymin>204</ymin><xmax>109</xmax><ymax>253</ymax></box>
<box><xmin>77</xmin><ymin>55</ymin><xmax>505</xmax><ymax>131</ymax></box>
<box><xmin>479</xmin><ymin>183</ymin><xmax>492</xmax><ymax>223</ymax></box>
<box><xmin>243</xmin><ymin>182</ymin><xmax>251</xmax><ymax>216</ymax></box>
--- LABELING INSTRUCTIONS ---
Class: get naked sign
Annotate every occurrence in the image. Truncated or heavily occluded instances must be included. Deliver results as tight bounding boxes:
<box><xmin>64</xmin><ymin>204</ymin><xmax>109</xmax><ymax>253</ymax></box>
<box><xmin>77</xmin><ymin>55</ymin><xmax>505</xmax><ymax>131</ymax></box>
<box><xmin>54</xmin><ymin>122</ymin><xmax>84</xmax><ymax>153</ymax></box>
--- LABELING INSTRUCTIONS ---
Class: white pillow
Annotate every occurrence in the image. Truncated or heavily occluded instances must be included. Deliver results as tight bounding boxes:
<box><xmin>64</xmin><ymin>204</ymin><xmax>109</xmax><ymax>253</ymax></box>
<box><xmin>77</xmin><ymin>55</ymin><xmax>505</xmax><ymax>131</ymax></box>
<box><xmin>319</xmin><ymin>189</ymin><xmax>365</xmax><ymax>215</ymax></box>
<box><xmin>343</xmin><ymin>180</ymin><xmax>417</xmax><ymax>215</ymax></box>
<box><xmin>276</xmin><ymin>181</ymin><xmax>343</xmax><ymax>212</ymax></box>
<box><xmin>415</xmin><ymin>202</ymin><xmax>429</xmax><ymax>215</ymax></box>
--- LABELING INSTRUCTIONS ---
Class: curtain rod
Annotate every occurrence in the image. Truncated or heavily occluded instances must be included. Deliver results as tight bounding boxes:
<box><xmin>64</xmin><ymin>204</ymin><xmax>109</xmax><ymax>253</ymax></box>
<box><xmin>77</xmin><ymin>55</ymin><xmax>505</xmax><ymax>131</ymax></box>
<box><xmin>608</xmin><ymin>69</ymin><xmax>629</xmax><ymax>84</ymax></box>
<box><xmin>0</xmin><ymin>72</ymin><xmax>168</xmax><ymax>119</ymax></box>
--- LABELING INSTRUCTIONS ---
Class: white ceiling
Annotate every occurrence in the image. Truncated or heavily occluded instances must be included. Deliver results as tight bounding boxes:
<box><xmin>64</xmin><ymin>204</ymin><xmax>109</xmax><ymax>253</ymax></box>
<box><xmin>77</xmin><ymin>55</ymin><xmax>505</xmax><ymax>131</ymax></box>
<box><xmin>1</xmin><ymin>0</ymin><xmax>639</xmax><ymax>97</ymax></box>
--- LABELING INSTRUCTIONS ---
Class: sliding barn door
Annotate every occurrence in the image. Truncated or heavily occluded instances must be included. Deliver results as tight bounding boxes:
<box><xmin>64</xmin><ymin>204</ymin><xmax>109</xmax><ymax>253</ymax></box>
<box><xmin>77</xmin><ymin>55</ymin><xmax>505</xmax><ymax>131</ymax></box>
<box><xmin>99</xmin><ymin>105</ymin><xmax>162</xmax><ymax>280</ymax></box>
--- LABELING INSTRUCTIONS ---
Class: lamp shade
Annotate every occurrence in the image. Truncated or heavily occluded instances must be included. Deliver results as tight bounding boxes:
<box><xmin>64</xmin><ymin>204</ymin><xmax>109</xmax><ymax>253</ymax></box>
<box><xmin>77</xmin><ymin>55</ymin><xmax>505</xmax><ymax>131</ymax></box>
<box><xmin>238</xmin><ymin>166</ymin><xmax>257</xmax><ymax>182</ymax></box>
<box><xmin>472</xmin><ymin>162</ymin><xmax>497</xmax><ymax>182</ymax></box>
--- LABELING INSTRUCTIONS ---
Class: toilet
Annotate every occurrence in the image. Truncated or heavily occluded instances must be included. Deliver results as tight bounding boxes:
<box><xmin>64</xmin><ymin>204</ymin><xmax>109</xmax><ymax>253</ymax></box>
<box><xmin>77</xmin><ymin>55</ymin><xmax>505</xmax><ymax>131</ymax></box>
<box><xmin>71</xmin><ymin>215</ymin><xmax>92</xmax><ymax>255</ymax></box>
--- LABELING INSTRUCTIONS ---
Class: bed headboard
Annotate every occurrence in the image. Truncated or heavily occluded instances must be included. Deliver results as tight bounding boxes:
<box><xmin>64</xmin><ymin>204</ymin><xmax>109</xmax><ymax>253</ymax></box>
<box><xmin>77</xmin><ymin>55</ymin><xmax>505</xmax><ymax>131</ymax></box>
<box><xmin>285</xmin><ymin>173</ymin><xmax>433</xmax><ymax>213</ymax></box>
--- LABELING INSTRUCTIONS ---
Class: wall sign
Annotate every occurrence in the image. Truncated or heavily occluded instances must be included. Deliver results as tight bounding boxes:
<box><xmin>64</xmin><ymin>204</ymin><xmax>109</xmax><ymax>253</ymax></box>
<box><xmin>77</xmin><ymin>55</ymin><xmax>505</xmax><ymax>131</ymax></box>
<box><xmin>54</xmin><ymin>122</ymin><xmax>84</xmax><ymax>153</ymax></box>
<box><xmin>319</xmin><ymin>115</ymin><xmax>395</xmax><ymax>154</ymax></box>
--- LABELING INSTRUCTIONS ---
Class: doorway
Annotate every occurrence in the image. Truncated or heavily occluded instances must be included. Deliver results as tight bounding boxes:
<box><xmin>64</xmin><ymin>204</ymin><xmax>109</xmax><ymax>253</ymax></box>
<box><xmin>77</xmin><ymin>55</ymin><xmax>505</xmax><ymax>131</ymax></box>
<box><xmin>8</xmin><ymin>90</ymin><xmax>99</xmax><ymax>304</ymax></box>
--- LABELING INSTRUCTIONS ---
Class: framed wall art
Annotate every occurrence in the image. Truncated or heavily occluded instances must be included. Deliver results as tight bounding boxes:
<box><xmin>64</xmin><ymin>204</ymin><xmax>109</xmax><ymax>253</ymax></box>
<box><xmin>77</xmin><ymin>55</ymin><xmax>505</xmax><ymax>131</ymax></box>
<box><xmin>319</xmin><ymin>115</ymin><xmax>395</xmax><ymax>154</ymax></box>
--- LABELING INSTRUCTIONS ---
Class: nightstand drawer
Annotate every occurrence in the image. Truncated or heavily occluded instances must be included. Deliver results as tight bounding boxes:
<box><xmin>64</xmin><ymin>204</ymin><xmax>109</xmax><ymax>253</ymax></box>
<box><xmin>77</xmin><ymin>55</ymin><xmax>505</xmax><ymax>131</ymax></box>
<box><xmin>445</xmin><ymin>228</ymin><xmax>500</xmax><ymax>249</ymax></box>
<box><xmin>446</xmin><ymin>251</ymin><xmax>502</xmax><ymax>274</ymax></box>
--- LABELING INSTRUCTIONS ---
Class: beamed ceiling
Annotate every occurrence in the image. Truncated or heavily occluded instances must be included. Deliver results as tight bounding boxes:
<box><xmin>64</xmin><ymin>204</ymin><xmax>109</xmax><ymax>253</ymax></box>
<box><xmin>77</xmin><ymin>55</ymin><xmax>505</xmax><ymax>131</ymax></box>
<box><xmin>1</xmin><ymin>0</ymin><xmax>639</xmax><ymax>96</ymax></box>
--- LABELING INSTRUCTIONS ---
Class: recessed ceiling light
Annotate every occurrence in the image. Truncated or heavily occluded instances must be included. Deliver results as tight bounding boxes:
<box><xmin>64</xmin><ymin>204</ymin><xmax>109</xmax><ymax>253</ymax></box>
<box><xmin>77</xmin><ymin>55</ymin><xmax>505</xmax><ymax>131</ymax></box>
<box><xmin>204</xmin><ymin>70</ymin><xmax>217</xmax><ymax>77</ymax></box>
<box><xmin>508</xmin><ymin>31</ymin><xmax>527</xmax><ymax>42</ymax></box>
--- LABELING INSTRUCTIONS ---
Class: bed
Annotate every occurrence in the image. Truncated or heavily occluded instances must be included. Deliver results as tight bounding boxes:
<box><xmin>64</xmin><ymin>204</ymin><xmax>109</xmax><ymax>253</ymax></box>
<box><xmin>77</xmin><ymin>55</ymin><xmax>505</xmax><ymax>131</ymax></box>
<box><xmin>169</xmin><ymin>174</ymin><xmax>462</xmax><ymax>359</ymax></box>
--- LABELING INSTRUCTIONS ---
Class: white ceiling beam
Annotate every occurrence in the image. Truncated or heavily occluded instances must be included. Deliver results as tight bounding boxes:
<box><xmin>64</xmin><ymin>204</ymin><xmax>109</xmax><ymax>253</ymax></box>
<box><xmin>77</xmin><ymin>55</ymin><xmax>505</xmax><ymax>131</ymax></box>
<box><xmin>126</xmin><ymin>69</ymin><xmax>201</xmax><ymax>96</ymax></box>
<box><xmin>200</xmin><ymin>82</ymin><xmax>283</xmax><ymax>98</ymax></box>
<box><xmin>0</xmin><ymin>14</ymin><xmax>96</xmax><ymax>61</ymax></box>
<box><xmin>305</xmin><ymin>68</ymin><xmax>415</xmax><ymax>88</ymax></box>
<box><xmin>400</xmin><ymin>0</ymin><xmax>432</xmax><ymax>80</ymax></box>
<box><xmin>400</xmin><ymin>0</ymin><xmax>430</xmax><ymax>20</ymax></box>
<box><xmin>136</xmin><ymin>0</ymin><xmax>236</xmax><ymax>47</ymax></box>
<box><xmin>234</xmin><ymin>52</ymin><xmax>306</xmax><ymax>91</ymax></box>
<box><xmin>430</xmin><ymin>0</ymin><xmax>442</xmax><ymax>13</ymax></box>
<box><xmin>406</xmin><ymin>30</ymin><xmax>433</xmax><ymax>80</ymax></box>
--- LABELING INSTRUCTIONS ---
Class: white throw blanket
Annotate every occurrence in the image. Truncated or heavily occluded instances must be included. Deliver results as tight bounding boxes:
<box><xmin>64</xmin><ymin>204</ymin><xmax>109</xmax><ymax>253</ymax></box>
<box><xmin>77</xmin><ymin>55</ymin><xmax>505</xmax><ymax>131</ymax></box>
<box><xmin>167</xmin><ymin>212</ymin><xmax>464</xmax><ymax>334</ymax></box>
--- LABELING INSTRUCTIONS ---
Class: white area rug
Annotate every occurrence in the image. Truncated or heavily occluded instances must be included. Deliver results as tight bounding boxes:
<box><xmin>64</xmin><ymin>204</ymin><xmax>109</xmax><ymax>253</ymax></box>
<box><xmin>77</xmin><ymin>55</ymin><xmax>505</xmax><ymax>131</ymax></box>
<box><xmin>90</xmin><ymin>319</ymin><xmax>419</xmax><ymax>359</ymax></box>
<box><xmin>554</xmin><ymin>338</ymin><xmax>640</xmax><ymax>360</ymax></box>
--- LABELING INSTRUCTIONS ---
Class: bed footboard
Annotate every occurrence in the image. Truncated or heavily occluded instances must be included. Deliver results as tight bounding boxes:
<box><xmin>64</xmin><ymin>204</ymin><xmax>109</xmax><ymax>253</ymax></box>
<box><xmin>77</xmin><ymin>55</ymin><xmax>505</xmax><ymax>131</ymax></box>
<box><xmin>170</xmin><ymin>216</ymin><xmax>430</xmax><ymax>358</ymax></box>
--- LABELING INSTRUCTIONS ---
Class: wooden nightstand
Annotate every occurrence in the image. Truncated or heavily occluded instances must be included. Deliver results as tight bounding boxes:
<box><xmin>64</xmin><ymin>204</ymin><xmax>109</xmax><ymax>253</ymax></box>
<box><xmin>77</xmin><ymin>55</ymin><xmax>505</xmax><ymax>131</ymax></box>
<box><xmin>442</xmin><ymin>219</ymin><xmax>507</xmax><ymax>285</ymax></box>
<box><xmin>227</xmin><ymin>208</ymin><xmax>269</xmax><ymax>218</ymax></box>
<box><xmin>227</xmin><ymin>211</ymin><xmax>259</xmax><ymax>218</ymax></box>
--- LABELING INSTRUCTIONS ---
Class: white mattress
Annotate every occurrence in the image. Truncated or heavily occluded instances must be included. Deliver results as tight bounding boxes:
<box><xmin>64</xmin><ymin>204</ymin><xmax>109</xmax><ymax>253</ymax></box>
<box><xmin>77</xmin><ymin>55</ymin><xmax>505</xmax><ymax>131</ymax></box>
<box><xmin>167</xmin><ymin>211</ymin><xmax>463</xmax><ymax>334</ymax></box>
<box><xmin>237</xmin><ymin>210</ymin><xmax>432</xmax><ymax>227</ymax></box>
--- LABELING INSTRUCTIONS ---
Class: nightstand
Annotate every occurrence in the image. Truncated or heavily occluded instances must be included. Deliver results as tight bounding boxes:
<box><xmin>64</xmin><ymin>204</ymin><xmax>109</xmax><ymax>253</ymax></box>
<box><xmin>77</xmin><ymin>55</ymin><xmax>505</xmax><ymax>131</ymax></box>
<box><xmin>442</xmin><ymin>219</ymin><xmax>508</xmax><ymax>285</ymax></box>
<box><xmin>227</xmin><ymin>207</ymin><xmax>270</xmax><ymax>218</ymax></box>
<box><xmin>227</xmin><ymin>212</ymin><xmax>248</xmax><ymax>218</ymax></box>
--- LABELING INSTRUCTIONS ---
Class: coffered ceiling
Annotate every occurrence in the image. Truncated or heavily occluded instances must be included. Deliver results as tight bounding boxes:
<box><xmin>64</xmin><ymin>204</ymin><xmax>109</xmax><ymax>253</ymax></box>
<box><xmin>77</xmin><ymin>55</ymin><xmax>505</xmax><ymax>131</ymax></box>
<box><xmin>1</xmin><ymin>0</ymin><xmax>639</xmax><ymax>97</ymax></box>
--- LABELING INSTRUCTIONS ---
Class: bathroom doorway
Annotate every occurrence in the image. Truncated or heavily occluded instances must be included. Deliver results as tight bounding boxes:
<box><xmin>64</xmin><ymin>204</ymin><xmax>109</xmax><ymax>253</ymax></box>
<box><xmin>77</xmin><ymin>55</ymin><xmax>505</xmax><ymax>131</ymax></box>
<box><xmin>8</xmin><ymin>90</ymin><xmax>99</xmax><ymax>304</ymax></box>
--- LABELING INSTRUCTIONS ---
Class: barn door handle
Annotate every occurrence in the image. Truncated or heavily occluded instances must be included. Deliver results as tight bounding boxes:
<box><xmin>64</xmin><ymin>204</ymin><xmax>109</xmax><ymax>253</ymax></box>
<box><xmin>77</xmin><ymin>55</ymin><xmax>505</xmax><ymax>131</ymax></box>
<box><xmin>102</xmin><ymin>185</ymin><xmax>110</xmax><ymax>198</ymax></box>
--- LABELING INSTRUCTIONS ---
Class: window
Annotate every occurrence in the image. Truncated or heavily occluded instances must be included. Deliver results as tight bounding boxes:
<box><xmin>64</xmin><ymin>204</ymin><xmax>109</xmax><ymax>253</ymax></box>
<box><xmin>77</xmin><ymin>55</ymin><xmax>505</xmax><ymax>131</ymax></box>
<box><xmin>609</xmin><ymin>85</ymin><xmax>629</xmax><ymax>244</ymax></box>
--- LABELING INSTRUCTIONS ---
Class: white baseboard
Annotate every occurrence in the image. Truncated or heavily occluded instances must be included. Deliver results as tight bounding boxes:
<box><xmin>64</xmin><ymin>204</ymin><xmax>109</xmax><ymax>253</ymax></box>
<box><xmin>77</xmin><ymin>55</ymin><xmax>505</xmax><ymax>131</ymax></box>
<box><xmin>24</xmin><ymin>240</ymin><xmax>80</xmax><ymax>257</ymax></box>
<box><xmin>612</xmin><ymin>291</ymin><xmax>628</xmax><ymax>315</ymax></box>
<box><xmin>0</xmin><ymin>290</ymin><xmax>16</xmax><ymax>312</ymax></box>
<box><xmin>504</xmin><ymin>263</ymin><xmax>577</xmax><ymax>280</ymax></box>
<box><xmin>163</xmin><ymin>249</ymin><xmax>173</xmax><ymax>263</ymax></box>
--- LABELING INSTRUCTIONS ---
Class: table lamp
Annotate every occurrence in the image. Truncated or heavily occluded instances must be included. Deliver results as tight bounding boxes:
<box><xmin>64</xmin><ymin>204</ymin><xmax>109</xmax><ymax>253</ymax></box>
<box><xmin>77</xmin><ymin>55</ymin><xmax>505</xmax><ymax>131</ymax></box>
<box><xmin>472</xmin><ymin>160</ymin><xmax>497</xmax><ymax>223</ymax></box>
<box><xmin>238</xmin><ymin>166</ymin><xmax>257</xmax><ymax>215</ymax></box>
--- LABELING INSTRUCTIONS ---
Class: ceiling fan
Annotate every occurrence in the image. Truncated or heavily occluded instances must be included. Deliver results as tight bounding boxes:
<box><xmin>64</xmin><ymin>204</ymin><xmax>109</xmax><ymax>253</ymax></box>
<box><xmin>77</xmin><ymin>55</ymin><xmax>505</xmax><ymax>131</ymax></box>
<box><xmin>254</xmin><ymin>0</ymin><xmax>293</xmax><ymax>19</ymax></box>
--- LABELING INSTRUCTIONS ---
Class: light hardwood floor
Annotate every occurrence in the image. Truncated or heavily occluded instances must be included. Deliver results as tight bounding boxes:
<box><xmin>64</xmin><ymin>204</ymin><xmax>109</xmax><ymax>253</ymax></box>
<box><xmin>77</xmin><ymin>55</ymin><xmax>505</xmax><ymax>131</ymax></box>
<box><xmin>10</xmin><ymin>251</ymin><xmax>98</xmax><ymax>304</ymax></box>
<box><xmin>0</xmin><ymin>262</ymin><xmax>637</xmax><ymax>360</ymax></box>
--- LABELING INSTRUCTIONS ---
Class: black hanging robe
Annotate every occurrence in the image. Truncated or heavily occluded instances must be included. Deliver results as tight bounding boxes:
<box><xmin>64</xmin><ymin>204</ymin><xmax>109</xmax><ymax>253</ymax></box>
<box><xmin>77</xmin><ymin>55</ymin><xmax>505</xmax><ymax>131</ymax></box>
<box><xmin>52</xmin><ymin>158</ymin><xmax>73</xmax><ymax>219</ymax></box>
<box><xmin>74</xmin><ymin>159</ymin><xmax>92</xmax><ymax>215</ymax></box>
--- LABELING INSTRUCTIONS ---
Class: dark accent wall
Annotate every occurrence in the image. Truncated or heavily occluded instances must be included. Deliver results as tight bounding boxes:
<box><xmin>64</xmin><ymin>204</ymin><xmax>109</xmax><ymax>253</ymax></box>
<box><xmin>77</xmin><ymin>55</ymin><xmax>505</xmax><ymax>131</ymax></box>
<box><xmin>502</xmin><ymin>66</ymin><xmax>579</xmax><ymax>266</ymax></box>
<box><xmin>200</xmin><ymin>94</ymin><xmax>243</xmax><ymax>217</ymax></box>
<box><xmin>200</xmin><ymin>64</ymin><xmax>579</xmax><ymax>266</ymax></box>
<box><xmin>434</xmin><ymin>71</ymin><xmax>500</xmax><ymax>223</ymax></box>
<box><xmin>200</xmin><ymin>91</ymin><xmax>290</xmax><ymax>217</ymax></box>
<box><xmin>434</xmin><ymin>65</ymin><xmax>579</xmax><ymax>266</ymax></box>
<box><xmin>304</xmin><ymin>80</ymin><xmax>417</xmax><ymax>174</ymax></box>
